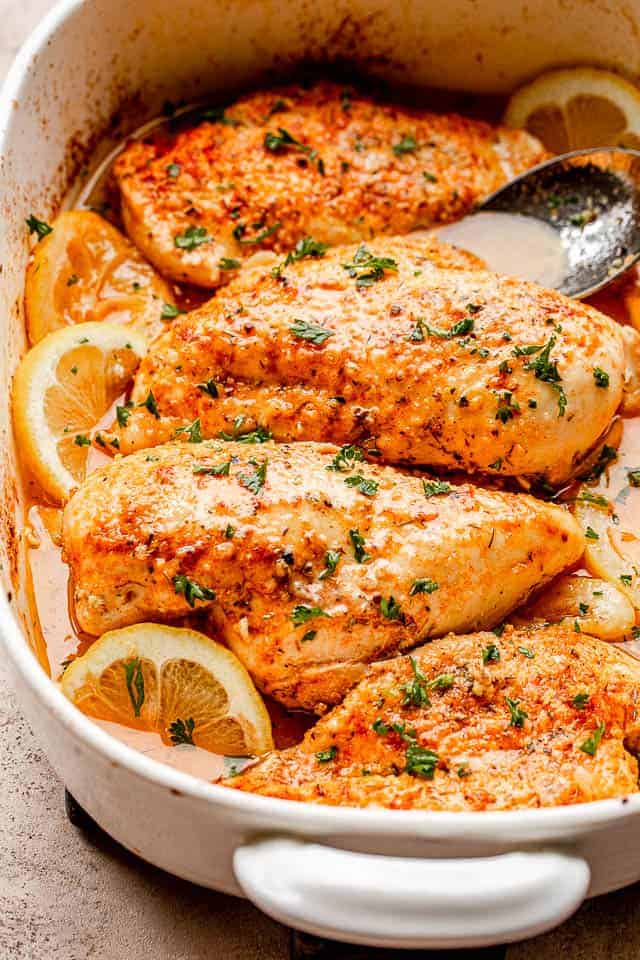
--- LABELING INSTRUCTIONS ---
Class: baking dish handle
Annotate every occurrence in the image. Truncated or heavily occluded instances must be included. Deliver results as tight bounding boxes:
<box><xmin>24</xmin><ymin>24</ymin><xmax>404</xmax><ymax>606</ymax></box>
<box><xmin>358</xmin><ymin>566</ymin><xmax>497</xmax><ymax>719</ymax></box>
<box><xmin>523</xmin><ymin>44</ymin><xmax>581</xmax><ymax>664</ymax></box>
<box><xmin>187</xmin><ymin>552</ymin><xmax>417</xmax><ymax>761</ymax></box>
<box><xmin>234</xmin><ymin>837</ymin><xmax>590</xmax><ymax>949</ymax></box>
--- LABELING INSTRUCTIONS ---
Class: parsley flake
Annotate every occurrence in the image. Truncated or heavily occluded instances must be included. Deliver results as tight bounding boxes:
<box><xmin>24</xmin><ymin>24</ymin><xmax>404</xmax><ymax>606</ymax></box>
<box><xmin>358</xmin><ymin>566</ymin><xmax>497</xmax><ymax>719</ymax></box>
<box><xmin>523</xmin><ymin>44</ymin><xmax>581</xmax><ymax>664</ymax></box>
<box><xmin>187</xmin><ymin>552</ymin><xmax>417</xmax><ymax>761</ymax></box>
<box><xmin>349</xmin><ymin>529</ymin><xmax>371</xmax><ymax>564</ymax></box>
<box><xmin>505</xmin><ymin>697</ymin><xmax>528</xmax><ymax>727</ymax></box>
<box><xmin>315</xmin><ymin>745</ymin><xmax>338</xmax><ymax>763</ymax></box>
<box><xmin>174</xmin><ymin>418</ymin><xmax>203</xmax><ymax>443</ymax></box>
<box><xmin>26</xmin><ymin>214</ymin><xmax>53</xmax><ymax>241</ymax></box>
<box><xmin>342</xmin><ymin>245</ymin><xmax>398</xmax><ymax>288</ymax></box>
<box><xmin>174</xmin><ymin>225</ymin><xmax>211</xmax><ymax>250</ymax></box>
<box><xmin>318</xmin><ymin>550</ymin><xmax>341</xmax><ymax>580</ymax></box>
<box><xmin>580</xmin><ymin>722</ymin><xmax>605</xmax><ymax>756</ymax></box>
<box><xmin>173</xmin><ymin>574</ymin><xmax>216</xmax><ymax>607</ymax></box>
<box><xmin>290</xmin><ymin>318</ymin><xmax>334</xmax><ymax>345</ymax></box>
<box><xmin>291</xmin><ymin>605</ymin><xmax>330</xmax><ymax>626</ymax></box>
<box><xmin>170</xmin><ymin>717</ymin><xmax>195</xmax><ymax>745</ymax></box>
<box><xmin>410</xmin><ymin>578</ymin><xmax>439</xmax><ymax>595</ymax></box>
<box><xmin>238</xmin><ymin>458</ymin><xmax>268</xmax><ymax>494</ymax></box>
<box><xmin>124</xmin><ymin>658</ymin><xmax>145</xmax><ymax>717</ymax></box>
<box><xmin>422</xmin><ymin>478</ymin><xmax>452</xmax><ymax>497</ymax></box>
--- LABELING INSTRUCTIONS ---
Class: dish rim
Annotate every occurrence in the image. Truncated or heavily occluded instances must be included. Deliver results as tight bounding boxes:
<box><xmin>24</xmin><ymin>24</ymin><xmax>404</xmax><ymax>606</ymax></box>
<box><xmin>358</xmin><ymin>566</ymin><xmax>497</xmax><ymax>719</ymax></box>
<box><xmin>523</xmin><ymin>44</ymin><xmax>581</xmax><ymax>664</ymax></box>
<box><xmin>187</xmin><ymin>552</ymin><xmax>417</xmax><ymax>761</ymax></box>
<box><xmin>2</xmin><ymin>0</ymin><xmax>640</xmax><ymax>836</ymax></box>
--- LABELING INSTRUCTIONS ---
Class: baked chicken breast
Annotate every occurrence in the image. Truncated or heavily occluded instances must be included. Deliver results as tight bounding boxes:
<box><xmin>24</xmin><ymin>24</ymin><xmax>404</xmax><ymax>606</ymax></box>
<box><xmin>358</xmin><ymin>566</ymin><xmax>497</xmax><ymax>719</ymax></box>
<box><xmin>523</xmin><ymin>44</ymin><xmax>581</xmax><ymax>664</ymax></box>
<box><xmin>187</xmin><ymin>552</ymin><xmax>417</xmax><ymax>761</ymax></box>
<box><xmin>226</xmin><ymin>625</ymin><xmax>640</xmax><ymax>809</ymax></box>
<box><xmin>113</xmin><ymin>82</ymin><xmax>548</xmax><ymax>288</ymax></box>
<box><xmin>116</xmin><ymin>233</ymin><xmax>625</xmax><ymax>485</ymax></box>
<box><xmin>62</xmin><ymin>440</ymin><xmax>583</xmax><ymax>711</ymax></box>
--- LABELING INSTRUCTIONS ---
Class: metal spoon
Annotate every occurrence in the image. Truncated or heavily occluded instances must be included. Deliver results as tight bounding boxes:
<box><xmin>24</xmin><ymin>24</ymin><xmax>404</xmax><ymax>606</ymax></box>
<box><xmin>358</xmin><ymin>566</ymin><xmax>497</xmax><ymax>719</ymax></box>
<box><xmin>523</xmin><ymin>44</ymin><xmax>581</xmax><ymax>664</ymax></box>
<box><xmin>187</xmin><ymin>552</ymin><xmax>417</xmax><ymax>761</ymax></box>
<box><xmin>439</xmin><ymin>147</ymin><xmax>640</xmax><ymax>299</ymax></box>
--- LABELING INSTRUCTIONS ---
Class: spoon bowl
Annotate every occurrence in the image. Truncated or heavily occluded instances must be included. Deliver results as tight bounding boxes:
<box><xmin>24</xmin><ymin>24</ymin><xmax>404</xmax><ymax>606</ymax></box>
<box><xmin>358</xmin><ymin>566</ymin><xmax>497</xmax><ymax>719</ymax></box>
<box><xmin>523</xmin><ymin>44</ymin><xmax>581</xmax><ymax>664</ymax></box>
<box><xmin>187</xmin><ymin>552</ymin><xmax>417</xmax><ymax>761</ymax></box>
<box><xmin>440</xmin><ymin>148</ymin><xmax>640</xmax><ymax>298</ymax></box>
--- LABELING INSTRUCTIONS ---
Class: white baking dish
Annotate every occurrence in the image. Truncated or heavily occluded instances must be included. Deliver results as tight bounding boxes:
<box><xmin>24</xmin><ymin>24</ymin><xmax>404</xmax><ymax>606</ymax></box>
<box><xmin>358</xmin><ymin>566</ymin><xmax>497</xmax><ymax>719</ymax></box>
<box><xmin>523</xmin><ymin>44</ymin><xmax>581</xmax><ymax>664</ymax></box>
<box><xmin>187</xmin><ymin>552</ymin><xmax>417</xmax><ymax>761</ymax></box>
<box><xmin>2</xmin><ymin>0</ymin><xmax>640</xmax><ymax>948</ymax></box>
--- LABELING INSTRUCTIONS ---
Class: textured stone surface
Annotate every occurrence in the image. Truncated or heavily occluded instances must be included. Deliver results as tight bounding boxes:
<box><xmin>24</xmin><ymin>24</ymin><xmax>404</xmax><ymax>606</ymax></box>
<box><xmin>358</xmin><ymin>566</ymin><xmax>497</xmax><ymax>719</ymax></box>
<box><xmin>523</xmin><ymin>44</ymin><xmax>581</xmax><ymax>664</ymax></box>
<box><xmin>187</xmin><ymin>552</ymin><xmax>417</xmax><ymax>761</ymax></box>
<box><xmin>2</xmin><ymin>2</ymin><xmax>640</xmax><ymax>956</ymax></box>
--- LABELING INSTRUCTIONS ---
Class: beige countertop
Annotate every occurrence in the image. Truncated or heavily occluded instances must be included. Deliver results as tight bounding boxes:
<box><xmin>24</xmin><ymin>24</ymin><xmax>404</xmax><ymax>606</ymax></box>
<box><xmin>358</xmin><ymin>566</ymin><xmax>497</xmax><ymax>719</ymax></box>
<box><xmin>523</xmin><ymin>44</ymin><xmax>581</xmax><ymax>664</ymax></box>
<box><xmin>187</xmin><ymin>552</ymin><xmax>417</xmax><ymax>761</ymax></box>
<box><xmin>2</xmin><ymin>2</ymin><xmax>640</xmax><ymax>956</ymax></box>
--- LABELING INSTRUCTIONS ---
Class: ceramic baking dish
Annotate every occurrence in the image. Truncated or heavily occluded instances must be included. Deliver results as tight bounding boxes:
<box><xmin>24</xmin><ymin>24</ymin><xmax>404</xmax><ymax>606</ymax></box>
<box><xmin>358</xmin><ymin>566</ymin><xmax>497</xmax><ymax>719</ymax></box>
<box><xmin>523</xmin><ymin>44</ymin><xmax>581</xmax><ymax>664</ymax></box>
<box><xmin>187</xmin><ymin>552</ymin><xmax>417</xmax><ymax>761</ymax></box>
<box><xmin>2</xmin><ymin>0</ymin><xmax>640</xmax><ymax>948</ymax></box>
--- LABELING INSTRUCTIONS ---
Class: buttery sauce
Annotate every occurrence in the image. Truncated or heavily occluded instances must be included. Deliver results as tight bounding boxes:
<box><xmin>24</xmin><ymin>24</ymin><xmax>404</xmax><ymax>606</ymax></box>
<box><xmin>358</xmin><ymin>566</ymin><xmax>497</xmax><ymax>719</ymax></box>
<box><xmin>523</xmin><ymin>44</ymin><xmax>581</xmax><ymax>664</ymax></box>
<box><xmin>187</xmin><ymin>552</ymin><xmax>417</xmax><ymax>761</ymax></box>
<box><xmin>21</xmin><ymin>99</ymin><xmax>640</xmax><ymax>782</ymax></box>
<box><xmin>437</xmin><ymin>212</ymin><xmax>569</xmax><ymax>289</ymax></box>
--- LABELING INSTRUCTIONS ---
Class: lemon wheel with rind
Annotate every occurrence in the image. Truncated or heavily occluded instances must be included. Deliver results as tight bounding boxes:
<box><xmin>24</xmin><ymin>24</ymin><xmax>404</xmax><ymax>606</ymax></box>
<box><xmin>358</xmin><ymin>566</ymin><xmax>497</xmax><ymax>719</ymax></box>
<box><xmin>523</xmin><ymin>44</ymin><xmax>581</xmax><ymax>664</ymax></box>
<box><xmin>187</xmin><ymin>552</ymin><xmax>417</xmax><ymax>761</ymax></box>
<box><xmin>12</xmin><ymin>321</ymin><xmax>147</xmax><ymax>502</ymax></box>
<box><xmin>504</xmin><ymin>67</ymin><xmax>640</xmax><ymax>154</ymax></box>
<box><xmin>60</xmin><ymin>623</ymin><xmax>274</xmax><ymax>756</ymax></box>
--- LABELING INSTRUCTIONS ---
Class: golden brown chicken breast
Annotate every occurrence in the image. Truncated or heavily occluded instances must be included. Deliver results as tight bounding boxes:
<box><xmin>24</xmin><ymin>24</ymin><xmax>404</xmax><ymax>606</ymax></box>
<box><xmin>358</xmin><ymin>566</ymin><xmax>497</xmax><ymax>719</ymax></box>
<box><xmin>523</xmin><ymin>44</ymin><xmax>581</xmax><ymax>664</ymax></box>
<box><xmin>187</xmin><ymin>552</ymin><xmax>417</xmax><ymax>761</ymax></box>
<box><xmin>226</xmin><ymin>625</ymin><xmax>640</xmax><ymax>810</ymax></box>
<box><xmin>115</xmin><ymin>233</ymin><xmax>625</xmax><ymax>486</ymax></box>
<box><xmin>113</xmin><ymin>82</ymin><xmax>548</xmax><ymax>287</ymax></box>
<box><xmin>62</xmin><ymin>440</ymin><xmax>583</xmax><ymax>711</ymax></box>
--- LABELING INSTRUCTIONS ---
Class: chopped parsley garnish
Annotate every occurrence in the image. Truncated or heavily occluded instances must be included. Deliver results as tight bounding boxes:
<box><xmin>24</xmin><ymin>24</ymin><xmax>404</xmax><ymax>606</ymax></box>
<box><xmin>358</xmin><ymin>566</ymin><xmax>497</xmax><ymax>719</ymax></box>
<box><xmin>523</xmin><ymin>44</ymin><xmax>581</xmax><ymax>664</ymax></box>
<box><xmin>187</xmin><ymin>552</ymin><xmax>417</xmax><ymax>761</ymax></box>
<box><xmin>349</xmin><ymin>528</ymin><xmax>371</xmax><ymax>564</ymax></box>
<box><xmin>193</xmin><ymin>460</ymin><xmax>230</xmax><ymax>476</ymax></box>
<box><xmin>495</xmin><ymin>391</ymin><xmax>520</xmax><ymax>423</ymax></box>
<box><xmin>405</xmin><ymin>743</ymin><xmax>439</xmax><ymax>779</ymax></box>
<box><xmin>197</xmin><ymin>379</ymin><xmax>219</xmax><ymax>398</ymax></box>
<box><xmin>580</xmin><ymin>722</ymin><xmax>605</xmax><ymax>756</ymax></box>
<box><xmin>342</xmin><ymin>245</ymin><xmax>398</xmax><ymax>288</ymax></box>
<box><xmin>620</xmin><ymin>574</ymin><xmax>633</xmax><ymax>586</ymax></box>
<box><xmin>26</xmin><ymin>214</ymin><xmax>53</xmax><ymax>241</ymax></box>
<box><xmin>174</xmin><ymin>418</ymin><xmax>203</xmax><ymax>443</ymax></box>
<box><xmin>290</xmin><ymin>318</ymin><xmax>334</xmax><ymax>345</ymax></box>
<box><xmin>277</xmin><ymin>236</ymin><xmax>330</xmax><ymax>272</ymax></box>
<box><xmin>482</xmin><ymin>643</ymin><xmax>500</xmax><ymax>664</ymax></box>
<box><xmin>291</xmin><ymin>605</ymin><xmax>330</xmax><ymax>626</ymax></box>
<box><xmin>139</xmin><ymin>390</ymin><xmax>160</xmax><ymax>418</ymax></box>
<box><xmin>74</xmin><ymin>434</ymin><xmax>91</xmax><ymax>446</ymax></box>
<box><xmin>173</xmin><ymin>574</ymin><xmax>216</xmax><ymax>607</ymax></box>
<box><xmin>401</xmin><ymin>657</ymin><xmax>453</xmax><ymax>708</ymax></box>
<box><xmin>424</xmin><ymin>317</ymin><xmax>475</xmax><ymax>339</ymax></box>
<box><xmin>200</xmin><ymin>105</ymin><xmax>241</xmax><ymax>125</ymax></box>
<box><xmin>505</xmin><ymin>697</ymin><xmax>528</xmax><ymax>728</ymax></box>
<box><xmin>219</xmin><ymin>258</ymin><xmax>241</xmax><ymax>270</ymax></box>
<box><xmin>408</xmin><ymin>318</ymin><xmax>427</xmax><ymax>342</ymax></box>
<box><xmin>265</xmin><ymin>126</ymin><xmax>311</xmax><ymax>154</ymax></box>
<box><xmin>488</xmin><ymin>458</ymin><xmax>503</xmax><ymax>471</ymax></box>
<box><xmin>512</xmin><ymin>343</ymin><xmax>543</xmax><ymax>357</ymax></box>
<box><xmin>518</xmin><ymin>647</ymin><xmax>535</xmax><ymax>659</ymax></box>
<box><xmin>372</xmin><ymin>718</ymin><xmax>391</xmax><ymax>735</ymax></box>
<box><xmin>572</xmin><ymin>692</ymin><xmax>590</xmax><ymax>710</ymax></box>
<box><xmin>410</xmin><ymin>578</ymin><xmax>439</xmax><ymax>595</ymax></box>
<box><xmin>166</xmin><ymin>163</ymin><xmax>181</xmax><ymax>178</ymax></box>
<box><xmin>524</xmin><ymin>335</ymin><xmax>566</xmax><ymax>416</ymax></box>
<box><xmin>315</xmin><ymin>745</ymin><xmax>338</xmax><ymax>763</ymax></box>
<box><xmin>457</xmin><ymin>763</ymin><xmax>470</xmax><ymax>778</ymax></box>
<box><xmin>423</xmin><ymin>171</ymin><xmax>438</xmax><ymax>183</ymax></box>
<box><xmin>327</xmin><ymin>444</ymin><xmax>365</xmax><ymax>472</ymax></box>
<box><xmin>585</xmin><ymin>526</ymin><xmax>600</xmax><ymax>541</ymax></box>
<box><xmin>233</xmin><ymin>221</ymin><xmax>281</xmax><ymax>245</ymax></box>
<box><xmin>301</xmin><ymin>630</ymin><xmax>317</xmax><ymax>643</ymax></box>
<box><xmin>628</xmin><ymin>469</ymin><xmax>640</xmax><ymax>487</ymax></box>
<box><xmin>174</xmin><ymin>225</ymin><xmax>211</xmax><ymax>249</ymax></box>
<box><xmin>344</xmin><ymin>474</ymin><xmax>378</xmax><ymax>497</ymax></box>
<box><xmin>238</xmin><ymin>458</ymin><xmax>268</xmax><ymax>494</ymax></box>
<box><xmin>124</xmin><ymin>658</ymin><xmax>145</xmax><ymax>717</ymax></box>
<box><xmin>161</xmin><ymin>301</ymin><xmax>182</xmax><ymax>320</ymax></box>
<box><xmin>422</xmin><ymin>478</ymin><xmax>452</xmax><ymax>498</ymax></box>
<box><xmin>169</xmin><ymin>717</ymin><xmax>195</xmax><ymax>745</ymax></box>
<box><xmin>224</xmin><ymin>524</ymin><xmax>235</xmax><ymax>539</ymax></box>
<box><xmin>66</xmin><ymin>274</ymin><xmax>79</xmax><ymax>286</ymax></box>
<box><xmin>393</xmin><ymin>134</ymin><xmax>418</xmax><ymax>155</ymax></box>
<box><xmin>218</xmin><ymin>416</ymin><xmax>272</xmax><ymax>443</ymax></box>
<box><xmin>575</xmin><ymin>490</ymin><xmax>609</xmax><ymax>509</ymax></box>
<box><xmin>318</xmin><ymin>550</ymin><xmax>341</xmax><ymax>580</ymax></box>
<box><xmin>593</xmin><ymin>367</ymin><xmax>610</xmax><ymax>388</ymax></box>
<box><xmin>380</xmin><ymin>595</ymin><xmax>404</xmax><ymax>621</ymax></box>
<box><xmin>401</xmin><ymin>657</ymin><xmax>430</xmax><ymax>708</ymax></box>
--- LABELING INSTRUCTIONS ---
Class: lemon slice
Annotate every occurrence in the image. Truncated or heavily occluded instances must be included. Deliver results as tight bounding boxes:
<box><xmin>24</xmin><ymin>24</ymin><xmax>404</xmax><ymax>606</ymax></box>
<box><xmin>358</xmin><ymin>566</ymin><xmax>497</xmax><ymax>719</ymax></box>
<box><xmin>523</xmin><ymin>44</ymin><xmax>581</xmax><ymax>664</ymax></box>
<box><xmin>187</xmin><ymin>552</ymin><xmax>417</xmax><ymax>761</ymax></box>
<box><xmin>574</xmin><ymin>488</ymin><xmax>640</xmax><ymax>609</ymax></box>
<box><xmin>61</xmin><ymin>624</ymin><xmax>274</xmax><ymax>756</ymax></box>
<box><xmin>12</xmin><ymin>321</ymin><xmax>146</xmax><ymax>502</ymax></box>
<box><xmin>25</xmin><ymin>210</ymin><xmax>176</xmax><ymax>344</ymax></box>
<box><xmin>504</xmin><ymin>67</ymin><xmax>640</xmax><ymax>153</ymax></box>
